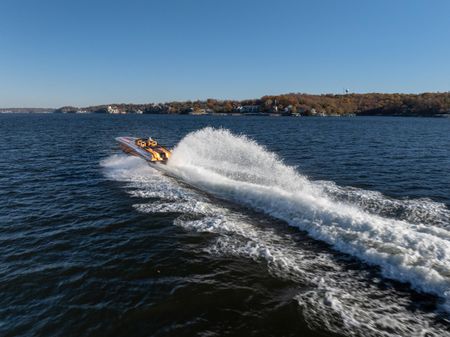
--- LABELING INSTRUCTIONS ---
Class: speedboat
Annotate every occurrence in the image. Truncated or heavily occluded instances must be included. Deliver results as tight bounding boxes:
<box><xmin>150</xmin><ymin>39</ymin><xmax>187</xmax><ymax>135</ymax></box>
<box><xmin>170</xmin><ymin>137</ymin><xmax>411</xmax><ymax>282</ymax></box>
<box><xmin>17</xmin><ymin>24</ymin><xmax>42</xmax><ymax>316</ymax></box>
<box><xmin>116</xmin><ymin>136</ymin><xmax>172</xmax><ymax>163</ymax></box>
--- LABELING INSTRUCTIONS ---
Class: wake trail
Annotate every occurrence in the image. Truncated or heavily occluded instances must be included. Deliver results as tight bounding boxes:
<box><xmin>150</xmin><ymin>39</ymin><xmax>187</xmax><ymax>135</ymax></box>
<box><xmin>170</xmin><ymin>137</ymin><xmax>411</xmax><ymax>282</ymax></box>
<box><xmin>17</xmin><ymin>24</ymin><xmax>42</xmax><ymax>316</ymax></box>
<box><xmin>101</xmin><ymin>138</ymin><xmax>450</xmax><ymax>336</ymax></box>
<box><xmin>159</xmin><ymin>127</ymin><xmax>450</xmax><ymax>312</ymax></box>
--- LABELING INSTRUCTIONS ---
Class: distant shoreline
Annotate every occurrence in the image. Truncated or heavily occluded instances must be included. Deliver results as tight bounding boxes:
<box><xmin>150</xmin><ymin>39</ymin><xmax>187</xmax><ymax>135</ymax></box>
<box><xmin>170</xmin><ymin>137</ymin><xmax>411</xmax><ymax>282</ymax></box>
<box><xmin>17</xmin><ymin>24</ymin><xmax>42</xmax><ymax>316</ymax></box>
<box><xmin>2</xmin><ymin>112</ymin><xmax>449</xmax><ymax>119</ymax></box>
<box><xmin>2</xmin><ymin>92</ymin><xmax>450</xmax><ymax>117</ymax></box>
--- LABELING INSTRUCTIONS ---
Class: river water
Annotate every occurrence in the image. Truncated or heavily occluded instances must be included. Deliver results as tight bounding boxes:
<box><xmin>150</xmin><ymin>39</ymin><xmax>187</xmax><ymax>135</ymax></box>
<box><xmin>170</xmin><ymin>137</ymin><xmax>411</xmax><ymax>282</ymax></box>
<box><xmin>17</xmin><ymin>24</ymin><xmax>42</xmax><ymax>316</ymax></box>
<box><xmin>1</xmin><ymin>114</ymin><xmax>449</xmax><ymax>336</ymax></box>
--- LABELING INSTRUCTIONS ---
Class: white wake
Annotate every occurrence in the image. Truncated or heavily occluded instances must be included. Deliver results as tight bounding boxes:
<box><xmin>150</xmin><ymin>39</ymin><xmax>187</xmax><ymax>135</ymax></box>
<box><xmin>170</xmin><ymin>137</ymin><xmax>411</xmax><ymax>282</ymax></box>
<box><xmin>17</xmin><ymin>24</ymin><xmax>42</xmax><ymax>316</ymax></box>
<box><xmin>101</xmin><ymin>128</ymin><xmax>450</xmax><ymax>336</ymax></box>
<box><xmin>161</xmin><ymin>127</ymin><xmax>450</xmax><ymax>312</ymax></box>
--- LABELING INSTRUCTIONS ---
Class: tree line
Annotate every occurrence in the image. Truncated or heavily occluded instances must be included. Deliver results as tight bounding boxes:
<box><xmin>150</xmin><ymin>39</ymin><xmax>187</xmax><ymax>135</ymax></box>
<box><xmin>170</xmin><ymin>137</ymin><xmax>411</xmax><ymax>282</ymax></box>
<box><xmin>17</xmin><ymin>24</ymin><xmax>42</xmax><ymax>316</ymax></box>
<box><xmin>54</xmin><ymin>92</ymin><xmax>450</xmax><ymax>116</ymax></box>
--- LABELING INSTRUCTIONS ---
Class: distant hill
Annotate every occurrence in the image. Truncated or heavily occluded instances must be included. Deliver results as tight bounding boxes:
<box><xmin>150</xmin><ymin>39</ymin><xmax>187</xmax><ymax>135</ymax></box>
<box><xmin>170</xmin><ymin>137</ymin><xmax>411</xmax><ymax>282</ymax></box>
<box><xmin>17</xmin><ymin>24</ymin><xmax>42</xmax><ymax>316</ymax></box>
<box><xmin>55</xmin><ymin>92</ymin><xmax>450</xmax><ymax>117</ymax></box>
<box><xmin>5</xmin><ymin>92</ymin><xmax>450</xmax><ymax>117</ymax></box>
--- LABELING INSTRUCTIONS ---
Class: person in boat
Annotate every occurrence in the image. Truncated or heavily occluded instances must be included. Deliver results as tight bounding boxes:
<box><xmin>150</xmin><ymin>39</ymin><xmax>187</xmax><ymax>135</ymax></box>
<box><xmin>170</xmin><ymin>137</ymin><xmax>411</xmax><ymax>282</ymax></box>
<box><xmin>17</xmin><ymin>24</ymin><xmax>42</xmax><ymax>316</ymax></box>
<box><xmin>127</xmin><ymin>136</ymin><xmax>171</xmax><ymax>162</ymax></box>
<box><xmin>146</xmin><ymin>137</ymin><xmax>157</xmax><ymax>147</ymax></box>
<box><xmin>135</xmin><ymin>137</ymin><xmax>157</xmax><ymax>148</ymax></box>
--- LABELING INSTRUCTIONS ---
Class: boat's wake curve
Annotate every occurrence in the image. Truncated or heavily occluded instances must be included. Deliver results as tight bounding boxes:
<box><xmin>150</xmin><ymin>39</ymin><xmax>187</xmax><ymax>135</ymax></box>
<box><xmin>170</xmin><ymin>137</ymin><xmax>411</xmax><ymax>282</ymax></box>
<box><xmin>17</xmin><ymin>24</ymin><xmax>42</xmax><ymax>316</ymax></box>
<box><xmin>102</xmin><ymin>127</ymin><xmax>450</xmax><ymax>336</ymax></box>
<box><xmin>165</xmin><ymin>128</ymin><xmax>450</xmax><ymax>309</ymax></box>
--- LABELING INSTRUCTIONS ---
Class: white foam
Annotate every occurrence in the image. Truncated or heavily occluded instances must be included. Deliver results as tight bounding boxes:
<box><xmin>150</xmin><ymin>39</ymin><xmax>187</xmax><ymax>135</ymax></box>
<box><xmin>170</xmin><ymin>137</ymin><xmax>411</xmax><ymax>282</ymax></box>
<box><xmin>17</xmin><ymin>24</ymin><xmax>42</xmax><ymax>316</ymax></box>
<box><xmin>163</xmin><ymin>127</ymin><xmax>450</xmax><ymax>312</ymax></box>
<box><xmin>101</xmin><ymin>131</ymin><xmax>450</xmax><ymax>336</ymax></box>
<box><xmin>320</xmin><ymin>181</ymin><xmax>450</xmax><ymax>229</ymax></box>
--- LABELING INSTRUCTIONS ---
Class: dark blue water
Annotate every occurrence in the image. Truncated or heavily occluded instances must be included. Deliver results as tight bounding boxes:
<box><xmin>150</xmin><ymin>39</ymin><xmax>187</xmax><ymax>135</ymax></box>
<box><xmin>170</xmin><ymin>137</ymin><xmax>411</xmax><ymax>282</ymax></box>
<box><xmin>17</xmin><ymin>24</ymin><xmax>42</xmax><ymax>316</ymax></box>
<box><xmin>0</xmin><ymin>114</ymin><xmax>449</xmax><ymax>337</ymax></box>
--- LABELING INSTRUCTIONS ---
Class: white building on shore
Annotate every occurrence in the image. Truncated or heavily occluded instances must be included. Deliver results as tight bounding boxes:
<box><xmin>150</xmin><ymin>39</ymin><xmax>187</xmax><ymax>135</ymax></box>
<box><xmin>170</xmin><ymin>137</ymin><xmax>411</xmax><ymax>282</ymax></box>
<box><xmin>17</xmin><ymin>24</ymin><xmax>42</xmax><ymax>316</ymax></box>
<box><xmin>107</xmin><ymin>105</ymin><xmax>125</xmax><ymax>114</ymax></box>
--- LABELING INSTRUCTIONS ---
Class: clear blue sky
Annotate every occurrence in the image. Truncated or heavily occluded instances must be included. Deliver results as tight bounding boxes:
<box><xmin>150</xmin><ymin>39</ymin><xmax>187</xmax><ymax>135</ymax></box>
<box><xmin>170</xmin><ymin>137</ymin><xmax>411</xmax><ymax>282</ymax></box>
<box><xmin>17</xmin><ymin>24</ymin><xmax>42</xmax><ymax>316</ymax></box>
<box><xmin>1</xmin><ymin>0</ymin><xmax>449</xmax><ymax>107</ymax></box>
